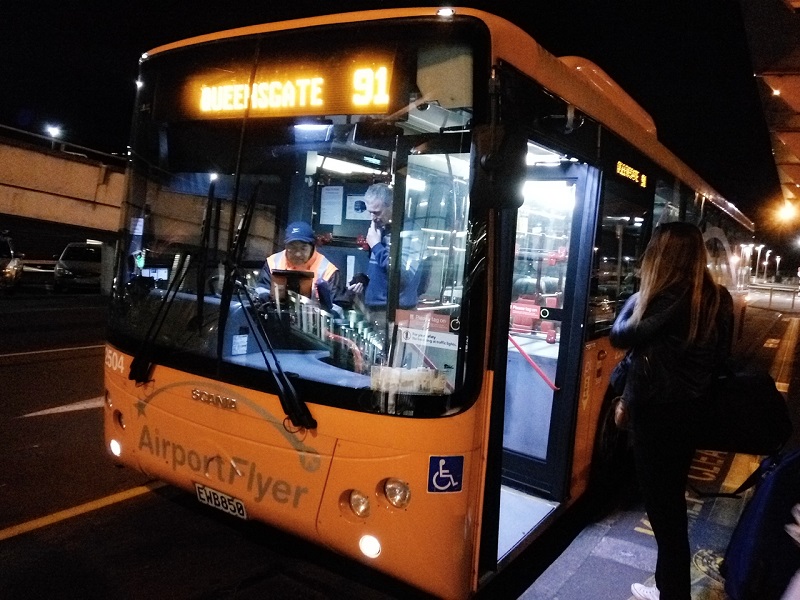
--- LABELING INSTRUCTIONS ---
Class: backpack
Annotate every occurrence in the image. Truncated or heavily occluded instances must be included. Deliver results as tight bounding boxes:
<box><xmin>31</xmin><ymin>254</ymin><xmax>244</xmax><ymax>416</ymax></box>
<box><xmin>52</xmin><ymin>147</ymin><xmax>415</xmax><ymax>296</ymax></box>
<box><xmin>722</xmin><ymin>449</ymin><xmax>800</xmax><ymax>600</ymax></box>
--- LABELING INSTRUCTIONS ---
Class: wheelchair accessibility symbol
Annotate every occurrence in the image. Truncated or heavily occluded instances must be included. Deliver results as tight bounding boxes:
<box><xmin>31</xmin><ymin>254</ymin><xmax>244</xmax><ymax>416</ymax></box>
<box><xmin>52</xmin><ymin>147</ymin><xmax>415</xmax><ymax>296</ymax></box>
<box><xmin>428</xmin><ymin>455</ymin><xmax>463</xmax><ymax>493</ymax></box>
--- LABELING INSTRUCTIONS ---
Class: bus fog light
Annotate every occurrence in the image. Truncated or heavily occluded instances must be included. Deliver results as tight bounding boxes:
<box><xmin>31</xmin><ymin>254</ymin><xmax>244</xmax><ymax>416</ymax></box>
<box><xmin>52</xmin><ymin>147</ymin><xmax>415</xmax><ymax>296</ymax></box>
<box><xmin>109</xmin><ymin>439</ymin><xmax>122</xmax><ymax>457</ymax></box>
<box><xmin>359</xmin><ymin>534</ymin><xmax>381</xmax><ymax>558</ymax></box>
<box><xmin>349</xmin><ymin>489</ymin><xmax>371</xmax><ymax>518</ymax></box>
<box><xmin>384</xmin><ymin>478</ymin><xmax>411</xmax><ymax>508</ymax></box>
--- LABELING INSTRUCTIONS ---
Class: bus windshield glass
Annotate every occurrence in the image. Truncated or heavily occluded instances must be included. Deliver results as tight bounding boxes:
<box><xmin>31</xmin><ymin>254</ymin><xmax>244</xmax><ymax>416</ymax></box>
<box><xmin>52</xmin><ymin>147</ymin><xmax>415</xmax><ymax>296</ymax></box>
<box><xmin>109</xmin><ymin>18</ymin><xmax>483</xmax><ymax>417</ymax></box>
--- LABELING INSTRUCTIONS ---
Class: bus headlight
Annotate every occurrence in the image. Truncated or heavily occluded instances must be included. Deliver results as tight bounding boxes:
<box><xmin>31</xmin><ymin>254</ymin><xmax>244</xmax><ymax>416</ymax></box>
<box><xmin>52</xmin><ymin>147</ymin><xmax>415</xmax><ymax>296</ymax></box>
<box><xmin>359</xmin><ymin>534</ymin><xmax>381</xmax><ymax>558</ymax></box>
<box><xmin>109</xmin><ymin>439</ymin><xmax>122</xmax><ymax>457</ymax></box>
<box><xmin>384</xmin><ymin>478</ymin><xmax>411</xmax><ymax>508</ymax></box>
<box><xmin>349</xmin><ymin>489</ymin><xmax>371</xmax><ymax>518</ymax></box>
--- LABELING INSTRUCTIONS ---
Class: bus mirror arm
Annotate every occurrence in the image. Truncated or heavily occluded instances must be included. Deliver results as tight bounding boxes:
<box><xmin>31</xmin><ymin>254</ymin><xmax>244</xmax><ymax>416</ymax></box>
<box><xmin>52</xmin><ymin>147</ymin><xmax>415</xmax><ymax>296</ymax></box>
<box><xmin>472</xmin><ymin>124</ymin><xmax>527</xmax><ymax>210</ymax></box>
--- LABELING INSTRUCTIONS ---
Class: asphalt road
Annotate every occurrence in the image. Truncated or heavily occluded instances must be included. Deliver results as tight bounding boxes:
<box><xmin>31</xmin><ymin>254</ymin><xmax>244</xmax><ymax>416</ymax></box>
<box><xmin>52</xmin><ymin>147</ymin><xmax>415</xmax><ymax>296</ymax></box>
<box><xmin>0</xmin><ymin>289</ymin><xmax>431</xmax><ymax>600</ymax></box>
<box><xmin>0</xmin><ymin>287</ymin><xmax>109</xmax><ymax>352</ymax></box>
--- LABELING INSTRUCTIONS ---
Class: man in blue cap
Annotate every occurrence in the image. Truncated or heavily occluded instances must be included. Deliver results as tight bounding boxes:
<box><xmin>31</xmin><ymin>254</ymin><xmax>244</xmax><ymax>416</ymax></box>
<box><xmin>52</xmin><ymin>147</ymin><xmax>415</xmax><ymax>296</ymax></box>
<box><xmin>255</xmin><ymin>221</ymin><xmax>342</xmax><ymax>311</ymax></box>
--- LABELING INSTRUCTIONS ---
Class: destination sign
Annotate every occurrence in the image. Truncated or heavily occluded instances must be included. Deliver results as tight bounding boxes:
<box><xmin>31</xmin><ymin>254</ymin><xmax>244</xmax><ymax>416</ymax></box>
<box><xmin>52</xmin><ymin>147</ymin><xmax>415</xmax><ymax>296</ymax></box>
<box><xmin>183</xmin><ymin>55</ymin><xmax>393</xmax><ymax>118</ymax></box>
<box><xmin>616</xmin><ymin>160</ymin><xmax>648</xmax><ymax>188</ymax></box>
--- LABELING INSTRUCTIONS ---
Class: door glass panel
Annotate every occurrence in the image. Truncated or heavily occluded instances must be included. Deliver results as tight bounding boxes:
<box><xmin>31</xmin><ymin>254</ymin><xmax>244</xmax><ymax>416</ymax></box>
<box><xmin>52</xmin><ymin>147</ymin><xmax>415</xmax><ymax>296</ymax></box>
<box><xmin>504</xmin><ymin>142</ymin><xmax>575</xmax><ymax>461</ymax></box>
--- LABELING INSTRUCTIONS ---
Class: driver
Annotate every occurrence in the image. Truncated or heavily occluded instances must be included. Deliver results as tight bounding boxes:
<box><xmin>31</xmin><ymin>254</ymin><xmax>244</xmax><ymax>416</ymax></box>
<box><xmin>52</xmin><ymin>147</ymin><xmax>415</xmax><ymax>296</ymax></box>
<box><xmin>255</xmin><ymin>221</ymin><xmax>343</xmax><ymax>311</ymax></box>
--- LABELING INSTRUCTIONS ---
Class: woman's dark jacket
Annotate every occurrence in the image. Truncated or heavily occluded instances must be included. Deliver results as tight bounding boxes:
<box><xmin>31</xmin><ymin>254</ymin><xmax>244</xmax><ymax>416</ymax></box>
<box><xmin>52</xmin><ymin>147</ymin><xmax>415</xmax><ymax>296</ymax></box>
<box><xmin>609</xmin><ymin>285</ymin><xmax>733</xmax><ymax>407</ymax></box>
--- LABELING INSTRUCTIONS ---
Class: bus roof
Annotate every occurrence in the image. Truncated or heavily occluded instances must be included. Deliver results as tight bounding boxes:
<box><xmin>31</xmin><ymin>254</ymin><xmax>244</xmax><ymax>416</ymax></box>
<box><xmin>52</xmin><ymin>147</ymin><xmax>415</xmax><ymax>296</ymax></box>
<box><xmin>143</xmin><ymin>7</ymin><xmax>753</xmax><ymax>232</ymax></box>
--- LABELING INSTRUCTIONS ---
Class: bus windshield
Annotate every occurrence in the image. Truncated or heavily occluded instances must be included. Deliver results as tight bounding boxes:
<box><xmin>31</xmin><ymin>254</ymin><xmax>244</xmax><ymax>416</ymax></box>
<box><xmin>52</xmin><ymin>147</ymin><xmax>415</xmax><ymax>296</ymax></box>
<box><xmin>109</xmin><ymin>19</ymin><xmax>483</xmax><ymax>418</ymax></box>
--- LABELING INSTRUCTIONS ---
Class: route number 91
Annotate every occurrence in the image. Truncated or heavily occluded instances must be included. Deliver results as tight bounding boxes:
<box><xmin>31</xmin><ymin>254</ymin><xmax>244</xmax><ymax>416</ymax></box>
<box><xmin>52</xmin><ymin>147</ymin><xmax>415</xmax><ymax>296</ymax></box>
<box><xmin>352</xmin><ymin>67</ymin><xmax>389</xmax><ymax>107</ymax></box>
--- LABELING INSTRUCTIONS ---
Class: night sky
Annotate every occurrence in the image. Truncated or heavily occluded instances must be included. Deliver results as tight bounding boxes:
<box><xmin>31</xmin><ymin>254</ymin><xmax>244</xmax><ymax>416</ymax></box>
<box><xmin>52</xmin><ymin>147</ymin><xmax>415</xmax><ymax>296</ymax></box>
<box><xmin>0</xmin><ymin>0</ymin><xmax>779</xmax><ymax>219</ymax></box>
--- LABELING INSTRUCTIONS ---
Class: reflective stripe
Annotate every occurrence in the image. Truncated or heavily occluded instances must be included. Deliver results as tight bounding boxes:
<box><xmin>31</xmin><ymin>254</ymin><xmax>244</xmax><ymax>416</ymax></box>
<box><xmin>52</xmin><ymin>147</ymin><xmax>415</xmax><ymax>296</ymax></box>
<box><xmin>266</xmin><ymin>252</ymin><xmax>287</xmax><ymax>271</ymax></box>
<box><xmin>316</xmin><ymin>256</ymin><xmax>339</xmax><ymax>281</ymax></box>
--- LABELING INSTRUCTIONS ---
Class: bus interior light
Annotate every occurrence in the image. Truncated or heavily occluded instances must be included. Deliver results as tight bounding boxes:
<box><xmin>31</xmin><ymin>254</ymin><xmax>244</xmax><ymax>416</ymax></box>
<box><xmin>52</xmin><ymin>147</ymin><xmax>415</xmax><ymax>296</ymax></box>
<box><xmin>383</xmin><ymin>478</ymin><xmax>411</xmax><ymax>509</ymax></box>
<box><xmin>359</xmin><ymin>534</ymin><xmax>381</xmax><ymax>558</ymax></box>
<box><xmin>349</xmin><ymin>489</ymin><xmax>371</xmax><ymax>518</ymax></box>
<box><xmin>317</xmin><ymin>155</ymin><xmax>382</xmax><ymax>175</ymax></box>
<box><xmin>293</xmin><ymin>123</ymin><xmax>333</xmax><ymax>143</ymax></box>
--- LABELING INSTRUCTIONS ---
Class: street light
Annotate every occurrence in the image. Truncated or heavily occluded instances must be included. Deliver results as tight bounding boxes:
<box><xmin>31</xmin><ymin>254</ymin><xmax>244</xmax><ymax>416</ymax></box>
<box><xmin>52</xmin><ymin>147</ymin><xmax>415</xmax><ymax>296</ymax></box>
<box><xmin>754</xmin><ymin>244</ymin><xmax>765</xmax><ymax>280</ymax></box>
<box><xmin>740</xmin><ymin>244</ymin><xmax>753</xmax><ymax>289</ymax></box>
<box><xmin>44</xmin><ymin>124</ymin><xmax>61</xmax><ymax>149</ymax></box>
<box><xmin>764</xmin><ymin>249</ymin><xmax>773</xmax><ymax>281</ymax></box>
<box><xmin>730</xmin><ymin>254</ymin><xmax>741</xmax><ymax>288</ymax></box>
<box><xmin>778</xmin><ymin>201</ymin><xmax>797</xmax><ymax>223</ymax></box>
<box><xmin>776</xmin><ymin>255</ymin><xmax>782</xmax><ymax>279</ymax></box>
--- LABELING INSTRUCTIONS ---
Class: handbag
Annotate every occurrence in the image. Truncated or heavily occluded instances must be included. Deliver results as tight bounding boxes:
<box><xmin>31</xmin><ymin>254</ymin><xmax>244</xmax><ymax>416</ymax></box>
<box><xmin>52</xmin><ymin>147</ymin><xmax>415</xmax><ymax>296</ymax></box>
<box><xmin>694</xmin><ymin>370</ymin><xmax>793</xmax><ymax>455</ymax></box>
<box><xmin>609</xmin><ymin>350</ymin><xmax>634</xmax><ymax>396</ymax></box>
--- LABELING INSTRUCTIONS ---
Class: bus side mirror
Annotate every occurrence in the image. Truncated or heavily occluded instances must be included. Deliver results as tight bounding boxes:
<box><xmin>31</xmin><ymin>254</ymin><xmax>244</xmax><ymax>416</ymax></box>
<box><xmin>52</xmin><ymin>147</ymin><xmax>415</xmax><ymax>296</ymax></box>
<box><xmin>471</xmin><ymin>125</ymin><xmax>527</xmax><ymax>209</ymax></box>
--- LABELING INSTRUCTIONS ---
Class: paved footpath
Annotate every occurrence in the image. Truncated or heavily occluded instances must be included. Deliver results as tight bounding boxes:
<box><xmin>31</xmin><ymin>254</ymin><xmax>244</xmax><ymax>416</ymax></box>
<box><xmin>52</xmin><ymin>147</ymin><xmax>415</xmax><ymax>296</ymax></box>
<box><xmin>523</xmin><ymin>451</ymin><xmax>760</xmax><ymax>600</ymax></box>
<box><xmin>523</xmin><ymin>293</ymin><xmax>799</xmax><ymax>600</ymax></box>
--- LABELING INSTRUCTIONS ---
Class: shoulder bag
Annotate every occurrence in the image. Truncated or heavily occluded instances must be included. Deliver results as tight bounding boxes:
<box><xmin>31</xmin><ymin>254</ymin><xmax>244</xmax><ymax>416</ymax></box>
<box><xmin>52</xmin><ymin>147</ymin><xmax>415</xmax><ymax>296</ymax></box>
<box><xmin>693</xmin><ymin>370</ymin><xmax>793</xmax><ymax>455</ymax></box>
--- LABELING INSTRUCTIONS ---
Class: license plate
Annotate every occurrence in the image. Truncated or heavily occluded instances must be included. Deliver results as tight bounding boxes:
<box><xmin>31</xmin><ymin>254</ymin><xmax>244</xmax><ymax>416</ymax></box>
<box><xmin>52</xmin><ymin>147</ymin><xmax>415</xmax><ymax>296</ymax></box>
<box><xmin>194</xmin><ymin>483</ymin><xmax>247</xmax><ymax>519</ymax></box>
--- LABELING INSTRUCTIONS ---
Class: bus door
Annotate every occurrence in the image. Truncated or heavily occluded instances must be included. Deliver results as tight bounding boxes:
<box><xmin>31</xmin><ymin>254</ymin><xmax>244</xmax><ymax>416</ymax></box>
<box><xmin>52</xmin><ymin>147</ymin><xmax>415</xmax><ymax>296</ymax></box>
<box><xmin>496</xmin><ymin>140</ymin><xmax>600</xmax><ymax>559</ymax></box>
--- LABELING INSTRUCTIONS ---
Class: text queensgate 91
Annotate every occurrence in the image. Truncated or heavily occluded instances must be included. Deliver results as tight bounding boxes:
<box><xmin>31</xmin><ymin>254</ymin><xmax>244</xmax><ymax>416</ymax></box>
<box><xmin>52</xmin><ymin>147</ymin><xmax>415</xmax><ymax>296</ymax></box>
<box><xmin>188</xmin><ymin>63</ymin><xmax>392</xmax><ymax>118</ymax></box>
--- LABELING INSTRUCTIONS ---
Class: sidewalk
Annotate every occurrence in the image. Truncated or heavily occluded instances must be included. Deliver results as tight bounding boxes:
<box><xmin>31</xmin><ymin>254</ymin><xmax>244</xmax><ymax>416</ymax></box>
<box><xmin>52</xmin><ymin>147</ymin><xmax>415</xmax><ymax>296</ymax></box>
<box><xmin>522</xmin><ymin>451</ymin><xmax>759</xmax><ymax>600</ymax></box>
<box><xmin>522</xmin><ymin>287</ymin><xmax>798</xmax><ymax>600</ymax></box>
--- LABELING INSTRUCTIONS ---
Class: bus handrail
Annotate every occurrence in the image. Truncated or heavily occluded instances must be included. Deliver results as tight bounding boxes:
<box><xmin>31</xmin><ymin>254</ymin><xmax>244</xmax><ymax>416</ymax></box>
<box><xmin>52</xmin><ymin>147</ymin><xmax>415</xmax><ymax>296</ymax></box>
<box><xmin>508</xmin><ymin>334</ymin><xmax>560</xmax><ymax>391</ymax></box>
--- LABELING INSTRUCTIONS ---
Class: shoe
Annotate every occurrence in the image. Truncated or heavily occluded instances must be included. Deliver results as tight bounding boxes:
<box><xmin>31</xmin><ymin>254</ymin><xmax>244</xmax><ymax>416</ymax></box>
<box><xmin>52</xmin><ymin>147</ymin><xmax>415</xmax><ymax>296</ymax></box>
<box><xmin>631</xmin><ymin>583</ymin><xmax>660</xmax><ymax>600</ymax></box>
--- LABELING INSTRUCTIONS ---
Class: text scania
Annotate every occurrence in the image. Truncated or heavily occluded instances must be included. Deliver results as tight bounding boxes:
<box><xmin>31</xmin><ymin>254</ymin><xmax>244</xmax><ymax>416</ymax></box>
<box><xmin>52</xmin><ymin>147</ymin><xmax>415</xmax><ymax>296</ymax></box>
<box><xmin>138</xmin><ymin>425</ymin><xmax>310</xmax><ymax>508</ymax></box>
<box><xmin>191</xmin><ymin>388</ymin><xmax>237</xmax><ymax>411</ymax></box>
<box><xmin>200</xmin><ymin>78</ymin><xmax>324</xmax><ymax>113</ymax></box>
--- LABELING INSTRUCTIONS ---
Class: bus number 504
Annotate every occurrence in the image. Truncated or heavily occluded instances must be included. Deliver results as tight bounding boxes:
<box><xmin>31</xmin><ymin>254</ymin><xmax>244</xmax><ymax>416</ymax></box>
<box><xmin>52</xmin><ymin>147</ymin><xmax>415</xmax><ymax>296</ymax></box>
<box><xmin>352</xmin><ymin>67</ymin><xmax>389</xmax><ymax>107</ymax></box>
<box><xmin>105</xmin><ymin>348</ymin><xmax>124</xmax><ymax>373</ymax></box>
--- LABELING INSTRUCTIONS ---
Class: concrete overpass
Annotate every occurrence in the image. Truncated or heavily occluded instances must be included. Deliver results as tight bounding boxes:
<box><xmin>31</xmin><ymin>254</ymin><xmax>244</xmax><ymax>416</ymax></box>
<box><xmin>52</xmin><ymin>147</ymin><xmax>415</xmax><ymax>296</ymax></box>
<box><xmin>0</xmin><ymin>125</ymin><xmax>126</xmax><ymax>261</ymax></box>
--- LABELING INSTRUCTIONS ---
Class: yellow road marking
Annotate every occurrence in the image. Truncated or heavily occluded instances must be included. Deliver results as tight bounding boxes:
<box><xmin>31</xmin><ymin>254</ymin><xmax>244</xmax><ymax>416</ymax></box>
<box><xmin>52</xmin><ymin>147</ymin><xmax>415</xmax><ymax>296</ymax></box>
<box><xmin>0</xmin><ymin>481</ymin><xmax>166</xmax><ymax>542</ymax></box>
<box><xmin>771</xmin><ymin>317</ymin><xmax>799</xmax><ymax>394</ymax></box>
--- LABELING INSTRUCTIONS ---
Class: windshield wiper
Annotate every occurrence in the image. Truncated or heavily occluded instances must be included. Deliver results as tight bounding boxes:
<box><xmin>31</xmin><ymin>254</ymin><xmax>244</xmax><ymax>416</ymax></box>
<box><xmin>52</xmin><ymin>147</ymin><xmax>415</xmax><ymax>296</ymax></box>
<box><xmin>236</xmin><ymin>287</ymin><xmax>317</xmax><ymax>429</ymax></box>
<box><xmin>215</xmin><ymin>182</ymin><xmax>317</xmax><ymax>430</ymax></box>
<box><xmin>190</xmin><ymin>180</ymin><xmax>218</xmax><ymax>332</ymax></box>
<box><xmin>216</xmin><ymin>182</ymin><xmax>259</xmax><ymax>363</ymax></box>
<box><xmin>128</xmin><ymin>252</ymin><xmax>190</xmax><ymax>384</ymax></box>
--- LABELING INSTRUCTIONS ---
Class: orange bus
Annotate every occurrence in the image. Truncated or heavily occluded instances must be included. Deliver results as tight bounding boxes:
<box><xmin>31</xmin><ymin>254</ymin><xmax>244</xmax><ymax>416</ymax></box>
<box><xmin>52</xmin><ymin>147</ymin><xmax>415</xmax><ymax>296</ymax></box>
<box><xmin>103</xmin><ymin>8</ymin><xmax>753</xmax><ymax>598</ymax></box>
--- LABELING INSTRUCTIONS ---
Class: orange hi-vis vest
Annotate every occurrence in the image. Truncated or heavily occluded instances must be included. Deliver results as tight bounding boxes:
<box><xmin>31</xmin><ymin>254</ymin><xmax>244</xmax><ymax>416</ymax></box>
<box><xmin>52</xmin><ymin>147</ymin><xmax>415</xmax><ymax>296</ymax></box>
<box><xmin>266</xmin><ymin>249</ymin><xmax>337</xmax><ymax>299</ymax></box>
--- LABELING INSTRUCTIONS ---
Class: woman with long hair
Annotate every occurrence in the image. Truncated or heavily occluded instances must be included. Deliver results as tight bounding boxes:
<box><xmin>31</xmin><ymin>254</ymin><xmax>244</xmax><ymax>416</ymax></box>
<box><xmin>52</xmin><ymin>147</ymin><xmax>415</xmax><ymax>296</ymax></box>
<box><xmin>610</xmin><ymin>222</ymin><xmax>733</xmax><ymax>600</ymax></box>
